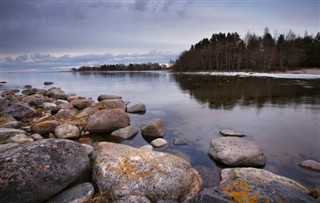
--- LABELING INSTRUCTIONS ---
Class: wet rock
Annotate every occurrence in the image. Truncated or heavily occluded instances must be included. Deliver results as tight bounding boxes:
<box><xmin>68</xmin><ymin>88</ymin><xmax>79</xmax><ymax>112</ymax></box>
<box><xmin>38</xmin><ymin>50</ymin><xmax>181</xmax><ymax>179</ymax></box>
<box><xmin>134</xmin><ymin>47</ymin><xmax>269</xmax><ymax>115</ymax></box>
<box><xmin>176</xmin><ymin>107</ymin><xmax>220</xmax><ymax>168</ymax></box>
<box><xmin>0</xmin><ymin>128</ymin><xmax>27</xmax><ymax>141</ymax></box>
<box><xmin>300</xmin><ymin>160</ymin><xmax>320</xmax><ymax>172</ymax></box>
<box><xmin>209</xmin><ymin>137</ymin><xmax>266</xmax><ymax>167</ymax></box>
<box><xmin>217</xmin><ymin>168</ymin><xmax>315</xmax><ymax>203</ymax></box>
<box><xmin>6</xmin><ymin>134</ymin><xmax>33</xmax><ymax>144</ymax></box>
<box><xmin>46</xmin><ymin>182</ymin><xmax>94</xmax><ymax>203</ymax></box>
<box><xmin>151</xmin><ymin>138</ymin><xmax>168</xmax><ymax>148</ymax></box>
<box><xmin>0</xmin><ymin>139</ymin><xmax>90</xmax><ymax>203</ymax></box>
<box><xmin>54</xmin><ymin>124</ymin><xmax>80</xmax><ymax>139</ymax></box>
<box><xmin>44</xmin><ymin>81</ymin><xmax>54</xmax><ymax>85</ymax></box>
<box><xmin>71</xmin><ymin>99</ymin><xmax>95</xmax><ymax>110</ymax></box>
<box><xmin>31</xmin><ymin>120</ymin><xmax>60</xmax><ymax>135</ymax></box>
<box><xmin>141</xmin><ymin>119</ymin><xmax>167</xmax><ymax>138</ymax></box>
<box><xmin>2</xmin><ymin>102</ymin><xmax>37</xmax><ymax>119</ymax></box>
<box><xmin>111</xmin><ymin>126</ymin><xmax>139</xmax><ymax>140</ymax></box>
<box><xmin>127</xmin><ymin>103</ymin><xmax>146</xmax><ymax>114</ymax></box>
<box><xmin>86</xmin><ymin>109</ymin><xmax>130</xmax><ymax>133</ymax></box>
<box><xmin>0</xmin><ymin>121</ymin><xmax>21</xmax><ymax>129</ymax></box>
<box><xmin>114</xmin><ymin>196</ymin><xmax>151</xmax><ymax>203</ymax></box>
<box><xmin>139</xmin><ymin>145</ymin><xmax>153</xmax><ymax>151</ymax></box>
<box><xmin>0</xmin><ymin>143</ymin><xmax>20</xmax><ymax>152</ymax></box>
<box><xmin>91</xmin><ymin>142</ymin><xmax>202</xmax><ymax>202</ymax></box>
<box><xmin>21</xmin><ymin>88</ymin><xmax>38</xmax><ymax>95</ymax></box>
<box><xmin>96</xmin><ymin>99</ymin><xmax>126</xmax><ymax>110</ymax></box>
<box><xmin>97</xmin><ymin>94</ymin><xmax>122</xmax><ymax>101</ymax></box>
<box><xmin>219</xmin><ymin>129</ymin><xmax>245</xmax><ymax>137</ymax></box>
<box><xmin>173</xmin><ymin>138</ymin><xmax>188</xmax><ymax>146</ymax></box>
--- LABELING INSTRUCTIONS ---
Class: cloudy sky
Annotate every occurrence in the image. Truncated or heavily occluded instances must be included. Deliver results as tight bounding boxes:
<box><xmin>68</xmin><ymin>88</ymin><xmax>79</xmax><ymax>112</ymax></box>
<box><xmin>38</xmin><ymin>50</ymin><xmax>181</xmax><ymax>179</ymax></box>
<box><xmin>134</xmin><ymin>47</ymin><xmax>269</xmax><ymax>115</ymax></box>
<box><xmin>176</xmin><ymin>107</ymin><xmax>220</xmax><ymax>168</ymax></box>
<box><xmin>1</xmin><ymin>0</ymin><xmax>319</xmax><ymax>71</ymax></box>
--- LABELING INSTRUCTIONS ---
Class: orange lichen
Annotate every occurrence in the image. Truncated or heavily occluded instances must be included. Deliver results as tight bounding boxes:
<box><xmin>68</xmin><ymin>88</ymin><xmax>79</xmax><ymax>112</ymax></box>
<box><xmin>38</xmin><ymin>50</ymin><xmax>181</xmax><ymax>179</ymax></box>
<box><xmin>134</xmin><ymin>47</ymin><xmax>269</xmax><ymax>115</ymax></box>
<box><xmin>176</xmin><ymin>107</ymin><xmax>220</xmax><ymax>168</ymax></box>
<box><xmin>115</xmin><ymin>158</ymin><xmax>152</xmax><ymax>180</ymax></box>
<box><xmin>222</xmin><ymin>181</ymin><xmax>266</xmax><ymax>203</ymax></box>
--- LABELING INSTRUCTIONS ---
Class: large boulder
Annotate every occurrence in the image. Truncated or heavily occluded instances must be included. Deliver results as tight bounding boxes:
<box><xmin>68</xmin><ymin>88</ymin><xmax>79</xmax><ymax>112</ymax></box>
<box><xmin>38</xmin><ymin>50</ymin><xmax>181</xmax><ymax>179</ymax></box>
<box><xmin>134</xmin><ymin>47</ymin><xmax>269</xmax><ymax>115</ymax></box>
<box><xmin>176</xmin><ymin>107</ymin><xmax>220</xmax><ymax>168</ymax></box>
<box><xmin>214</xmin><ymin>168</ymin><xmax>316</xmax><ymax>203</ymax></box>
<box><xmin>95</xmin><ymin>99</ymin><xmax>126</xmax><ymax>110</ymax></box>
<box><xmin>0</xmin><ymin>139</ymin><xmax>90</xmax><ymax>203</ymax></box>
<box><xmin>91</xmin><ymin>142</ymin><xmax>202</xmax><ymax>202</ymax></box>
<box><xmin>54</xmin><ymin>124</ymin><xmax>80</xmax><ymax>139</ymax></box>
<box><xmin>31</xmin><ymin>120</ymin><xmax>60</xmax><ymax>135</ymax></box>
<box><xmin>208</xmin><ymin>137</ymin><xmax>266</xmax><ymax>167</ymax></box>
<box><xmin>141</xmin><ymin>119</ymin><xmax>167</xmax><ymax>138</ymax></box>
<box><xmin>86</xmin><ymin>109</ymin><xmax>130</xmax><ymax>133</ymax></box>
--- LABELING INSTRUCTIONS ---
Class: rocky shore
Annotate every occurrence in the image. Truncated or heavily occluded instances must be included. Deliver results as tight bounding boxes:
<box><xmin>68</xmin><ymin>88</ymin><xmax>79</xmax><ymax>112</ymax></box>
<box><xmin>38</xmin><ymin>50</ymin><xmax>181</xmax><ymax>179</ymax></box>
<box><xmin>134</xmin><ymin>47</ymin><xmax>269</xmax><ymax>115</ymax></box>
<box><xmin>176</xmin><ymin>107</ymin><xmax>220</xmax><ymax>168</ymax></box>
<box><xmin>0</xmin><ymin>83</ymin><xmax>319</xmax><ymax>202</ymax></box>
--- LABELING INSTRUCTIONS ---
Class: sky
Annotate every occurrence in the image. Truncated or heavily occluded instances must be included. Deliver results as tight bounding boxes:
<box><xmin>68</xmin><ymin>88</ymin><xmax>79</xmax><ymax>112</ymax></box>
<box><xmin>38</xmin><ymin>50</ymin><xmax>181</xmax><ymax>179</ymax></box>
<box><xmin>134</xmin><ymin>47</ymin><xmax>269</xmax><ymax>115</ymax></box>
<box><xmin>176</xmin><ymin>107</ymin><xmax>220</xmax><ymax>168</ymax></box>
<box><xmin>0</xmin><ymin>0</ymin><xmax>319</xmax><ymax>71</ymax></box>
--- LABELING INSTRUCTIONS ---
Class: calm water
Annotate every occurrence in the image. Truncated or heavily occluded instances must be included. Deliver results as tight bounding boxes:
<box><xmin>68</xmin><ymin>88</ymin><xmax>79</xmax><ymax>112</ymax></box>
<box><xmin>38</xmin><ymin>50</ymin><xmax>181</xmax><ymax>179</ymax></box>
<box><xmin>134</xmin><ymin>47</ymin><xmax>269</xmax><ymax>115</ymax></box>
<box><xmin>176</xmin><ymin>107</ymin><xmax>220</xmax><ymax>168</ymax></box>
<box><xmin>1</xmin><ymin>71</ymin><xmax>320</xmax><ymax>189</ymax></box>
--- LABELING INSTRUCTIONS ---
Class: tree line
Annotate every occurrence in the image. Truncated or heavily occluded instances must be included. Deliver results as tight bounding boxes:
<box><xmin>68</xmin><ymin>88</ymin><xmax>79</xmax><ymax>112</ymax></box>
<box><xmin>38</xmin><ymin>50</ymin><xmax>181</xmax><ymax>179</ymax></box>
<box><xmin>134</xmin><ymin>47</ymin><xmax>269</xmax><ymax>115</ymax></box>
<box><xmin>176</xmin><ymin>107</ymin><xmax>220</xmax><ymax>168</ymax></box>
<box><xmin>75</xmin><ymin>63</ymin><xmax>166</xmax><ymax>72</ymax></box>
<box><xmin>173</xmin><ymin>28</ymin><xmax>320</xmax><ymax>72</ymax></box>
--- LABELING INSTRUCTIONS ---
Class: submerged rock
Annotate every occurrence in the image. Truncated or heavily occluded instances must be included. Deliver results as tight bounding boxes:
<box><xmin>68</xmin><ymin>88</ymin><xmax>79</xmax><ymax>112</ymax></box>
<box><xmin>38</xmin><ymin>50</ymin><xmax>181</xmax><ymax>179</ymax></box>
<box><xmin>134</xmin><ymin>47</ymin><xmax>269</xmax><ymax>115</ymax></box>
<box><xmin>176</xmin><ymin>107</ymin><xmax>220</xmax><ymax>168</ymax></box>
<box><xmin>127</xmin><ymin>103</ymin><xmax>146</xmax><ymax>114</ymax></box>
<box><xmin>0</xmin><ymin>139</ymin><xmax>90</xmax><ymax>203</ymax></box>
<box><xmin>86</xmin><ymin>109</ymin><xmax>130</xmax><ymax>133</ymax></box>
<box><xmin>208</xmin><ymin>137</ymin><xmax>266</xmax><ymax>167</ymax></box>
<box><xmin>111</xmin><ymin>126</ymin><xmax>139</xmax><ymax>140</ymax></box>
<box><xmin>300</xmin><ymin>160</ymin><xmax>320</xmax><ymax>172</ymax></box>
<box><xmin>219</xmin><ymin>129</ymin><xmax>245</xmax><ymax>137</ymax></box>
<box><xmin>44</xmin><ymin>81</ymin><xmax>54</xmax><ymax>85</ymax></box>
<box><xmin>141</xmin><ymin>119</ymin><xmax>167</xmax><ymax>138</ymax></box>
<box><xmin>173</xmin><ymin>137</ymin><xmax>188</xmax><ymax>146</ymax></box>
<box><xmin>91</xmin><ymin>142</ymin><xmax>202</xmax><ymax>202</ymax></box>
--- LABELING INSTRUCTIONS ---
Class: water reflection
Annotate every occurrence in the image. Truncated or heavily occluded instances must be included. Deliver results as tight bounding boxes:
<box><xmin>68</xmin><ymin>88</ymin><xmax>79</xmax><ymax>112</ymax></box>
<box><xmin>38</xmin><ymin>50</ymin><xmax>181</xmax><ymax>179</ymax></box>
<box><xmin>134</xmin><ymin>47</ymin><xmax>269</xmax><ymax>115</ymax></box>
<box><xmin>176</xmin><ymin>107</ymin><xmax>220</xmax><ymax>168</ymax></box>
<box><xmin>173</xmin><ymin>74</ymin><xmax>320</xmax><ymax>109</ymax></box>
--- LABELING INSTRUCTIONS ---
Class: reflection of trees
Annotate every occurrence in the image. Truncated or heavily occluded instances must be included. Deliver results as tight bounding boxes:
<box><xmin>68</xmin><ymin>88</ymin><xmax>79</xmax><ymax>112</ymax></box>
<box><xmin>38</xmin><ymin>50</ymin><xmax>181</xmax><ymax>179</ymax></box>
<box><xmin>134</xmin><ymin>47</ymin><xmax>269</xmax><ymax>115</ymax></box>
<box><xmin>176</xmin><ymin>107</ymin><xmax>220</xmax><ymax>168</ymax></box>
<box><xmin>77</xmin><ymin>71</ymin><xmax>162</xmax><ymax>80</ymax></box>
<box><xmin>173</xmin><ymin>74</ymin><xmax>320</xmax><ymax>109</ymax></box>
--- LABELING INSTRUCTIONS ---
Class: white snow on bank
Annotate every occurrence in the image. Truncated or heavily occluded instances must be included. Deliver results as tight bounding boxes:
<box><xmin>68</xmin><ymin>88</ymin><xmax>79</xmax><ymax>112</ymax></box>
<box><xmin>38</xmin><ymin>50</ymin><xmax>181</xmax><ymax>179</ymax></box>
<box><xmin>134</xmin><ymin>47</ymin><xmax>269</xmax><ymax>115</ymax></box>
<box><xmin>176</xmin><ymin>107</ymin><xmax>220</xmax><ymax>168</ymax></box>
<box><xmin>183</xmin><ymin>72</ymin><xmax>320</xmax><ymax>79</ymax></box>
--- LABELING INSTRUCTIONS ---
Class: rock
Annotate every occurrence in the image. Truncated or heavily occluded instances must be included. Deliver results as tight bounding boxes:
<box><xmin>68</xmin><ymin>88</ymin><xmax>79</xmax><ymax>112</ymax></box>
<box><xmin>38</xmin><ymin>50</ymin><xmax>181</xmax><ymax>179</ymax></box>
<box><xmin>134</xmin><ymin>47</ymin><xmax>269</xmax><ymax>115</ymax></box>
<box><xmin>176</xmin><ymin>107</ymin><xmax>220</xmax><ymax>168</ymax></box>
<box><xmin>30</xmin><ymin>133</ymin><xmax>43</xmax><ymax>140</ymax></box>
<box><xmin>46</xmin><ymin>182</ymin><xmax>94</xmax><ymax>203</ymax></box>
<box><xmin>44</xmin><ymin>81</ymin><xmax>54</xmax><ymax>85</ymax></box>
<box><xmin>111</xmin><ymin>126</ymin><xmax>139</xmax><ymax>140</ymax></box>
<box><xmin>54</xmin><ymin>109</ymin><xmax>78</xmax><ymax>119</ymax></box>
<box><xmin>96</xmin><ymin>99</ymin><xmax>126</xmax><ymax>110</ymax></box>
<box><xmin>67</xmin><ymin>95</ymin><xmax>86</xmax><ymax>102</ymax></box>
<box><xmin>53</xmin><ymin>93</ymin><xmax>69</xmax><ymax>100</ymax></box>
<box><xmin>217</xmin><ymin>168</ymin><xmax>316</xmax><ymax>203</ymax></box>
<box><xmin>219</xmin><ymin>129</ymin><xmax>245</xmax><ymax>137</ymax></box>
<box><xmin>0</xmin><ymin>121</ymin><xmax>21</xmax><ymax>128</ymax></box>
<box><xmin>173</xmin><ymin>138</ymin><xmax>188</xmax><ymax>146</ymax></box>
<box><xmin>91</xmin><ymin>142</ymin><xmax>202</xmax><ymax>202</ymax></box>
<box><xmin>186</xmin><ymin>188</ymin><xmax>231</xmax><ymax>203</ymax></box>
<box><xmin>81</xmin><ymin>144</ymin><xmax>94</xmax><ymax>156</ymax></box>
<box><xmin>0</xmin><ymin>143</ymin><xmax>20</xmax><ymax>152</ymax></box>
<box><xmin>97</xmin><ymin>94</ymin><xmax>122</xmax><ymax>101</ymax></box>
<box><xmin>2</xmin><ymin>102</ymin><xmax>37</xmax><ymax>119</ymax></box>
<box><xmin>21</xmin><ymin>88</ymin><xmax>38</xmax><ymax>95</ymax></box>
<box><xmin>56</xmin><ymin>100</ymin><xmax>73</xmax><ymax>109</ymax></box>
<box><xmin>36</xmin><ymin>89</ymin><xmax>48</xmax><ymax>95</ymax></box>
<box><xmin>31</xmin><ymin>120</ymin><xmax>60</xmax><ymax>135</ymax></box>
<box><xmin>46</xmin><ymin>87</ymin><xmax>65</xmax><ymax>98</ymax></box>
<box><xmin>71</xmin><ymin>99</ymin><xmax>95</xmax><ymax>110</ymax></box>
<box><xmin>114</xmin><ymin>196</ymin><xmax>151</xmax><ymax>203</ymax></box>
<box><xmin>21</xmin><ymin>95</ymin><xmax>45</xmax><ymax>107</ymax></box>
<box><xmin>208</xmin><ymin>137</ymin><xmax>266</xmax><ymax>167</ymax></box>
<box><xmin>82</xmin><ymin>106</ymin><xmax>99</xmax><ymax>115</ymax></box>
<box><xmin>300</xmin><ymin>160</ymin><xmax>320</xmax><ymax>172</ymax></box>
<box><xmin>150</xmin><ymin>138</ymin><xmax>168</xmax><ymax>148</ymax></box>
<box><xmin>0</xmin><ymin>139</ymin><xmax>90</xmax><ymax>203</ymax></box>
<box><xmin>0</xmin><ymin>128</ymin><xmax>27</xmax><ymax>141</ymax></box>
<box><xmin>24</xmin><ymin>85</ymin><xmax>32</xmax><ymax>88</ymax></box>
<box><xmin>139</xmin><ymin>145</ymin><xmax>153</xmax><ymax>151</ymax></box>
<box><xmin>54</xmin><ymin>124</ymin><xmax>80</xmax><ymax>139</ymax></box>
<box><xmin>42</xmin><ymin>102</ymin><xmax>58</xmax><ymax>112</ymax></box>
<box><xmin>127</xmin><ymin>103</ymin><xmax>146</xmax><ymax>114</ymax></box>
<box><xmin>141</xmin><ymin>119</ymin><xmax>167</xmax><ymax>138</ymax></box>
<box><xmin>6</xmin><ymin>134</ymin><xmax>33</xmax><ymax>144</ymax></box>
<box><xmin>309</xmin><ymin>187</ymin><xmax>320</xmax><ymax>199</ymax></box>
<box><xmin>86</xmin><ymin>109</ymin><xmax>130</xmax><ymax>133</ymax></box>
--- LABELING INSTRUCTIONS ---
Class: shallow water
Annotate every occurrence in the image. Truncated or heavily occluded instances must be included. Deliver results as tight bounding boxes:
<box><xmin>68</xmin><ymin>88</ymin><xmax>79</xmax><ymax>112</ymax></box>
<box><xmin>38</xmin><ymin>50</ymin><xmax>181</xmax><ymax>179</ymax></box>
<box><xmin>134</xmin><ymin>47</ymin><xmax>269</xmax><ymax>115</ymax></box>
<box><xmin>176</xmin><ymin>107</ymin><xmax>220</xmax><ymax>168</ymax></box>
<box><xmin>1</xmin><ymin>71</ymin><xmax>320</xmax><ymax>189</ymax></box>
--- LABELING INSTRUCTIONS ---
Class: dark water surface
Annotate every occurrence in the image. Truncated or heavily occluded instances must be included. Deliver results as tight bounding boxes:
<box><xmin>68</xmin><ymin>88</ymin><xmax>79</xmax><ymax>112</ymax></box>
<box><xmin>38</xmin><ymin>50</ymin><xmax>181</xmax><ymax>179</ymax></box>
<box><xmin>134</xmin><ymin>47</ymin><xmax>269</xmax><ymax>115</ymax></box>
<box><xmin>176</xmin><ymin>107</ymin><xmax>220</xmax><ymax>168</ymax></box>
<box><xmin>1</xmin><ymin>71</ymin><xmax>320</xmax><ymax>189</ymax></box>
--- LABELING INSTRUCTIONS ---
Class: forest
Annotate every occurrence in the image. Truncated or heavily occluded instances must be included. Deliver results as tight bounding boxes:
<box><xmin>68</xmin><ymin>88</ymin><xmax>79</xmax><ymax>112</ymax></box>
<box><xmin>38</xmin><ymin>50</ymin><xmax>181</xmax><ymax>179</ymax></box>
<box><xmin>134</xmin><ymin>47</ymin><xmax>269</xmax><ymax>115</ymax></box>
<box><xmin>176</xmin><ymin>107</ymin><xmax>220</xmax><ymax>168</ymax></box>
<box><xmin>75</xmin><ymin>63</ymin><xmax>165</xmax><ymax>72</ymax></box>
<box><xmin>173</xmin><ymin>28</ymin><xmax>320</xmax><ymax>72</ymax></box>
